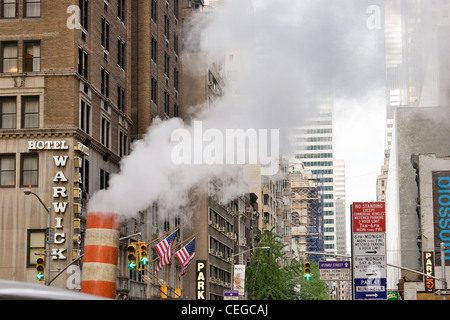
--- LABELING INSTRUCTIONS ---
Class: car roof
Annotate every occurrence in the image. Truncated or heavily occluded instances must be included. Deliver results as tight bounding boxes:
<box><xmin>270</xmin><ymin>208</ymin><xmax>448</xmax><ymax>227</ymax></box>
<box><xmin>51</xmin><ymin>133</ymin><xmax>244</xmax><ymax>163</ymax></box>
<box><xmin>0</xmin><ymin>279</ymin><xmax>110</xmax><ymax>300</ymax></box>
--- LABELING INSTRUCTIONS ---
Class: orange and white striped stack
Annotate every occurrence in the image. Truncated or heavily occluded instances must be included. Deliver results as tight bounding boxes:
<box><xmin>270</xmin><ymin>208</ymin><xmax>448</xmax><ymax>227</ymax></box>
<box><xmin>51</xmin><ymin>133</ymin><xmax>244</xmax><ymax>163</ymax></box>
<box><xmin>81</xmin><ymin>211</ymin><xmax>120</xmax><ymax>299</ymax></box>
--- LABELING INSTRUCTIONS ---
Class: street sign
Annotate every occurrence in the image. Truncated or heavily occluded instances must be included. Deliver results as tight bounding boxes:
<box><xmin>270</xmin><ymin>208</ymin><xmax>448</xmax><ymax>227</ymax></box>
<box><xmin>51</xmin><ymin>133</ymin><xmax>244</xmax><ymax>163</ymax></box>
<box><xmin>352</xmin><ymin>202</ymin><xmax>385</xmax><ymax>233</ymax></box>
<box><xmin>352</xmin><ymin>233</ymin><xmax>386</xmax><ymax>257</ymax></box>
<box><xmin>319</xmin><ymin>261</ymin><xmax>351</xmax><ymax>281</ymax></box>
<box><xmin>354</xmin><ymin>278</ymin><xmax>387</xmax><ymax>300</ymax></box>
<box><xmin>224</xmin><ymin>290</ymin><xmax>239</xmax><ymax>300</ymax></box>
<box><xmin>352</xmin><ymin>202</ymin><xmax>387</xmax><ymax>300</ymax></box>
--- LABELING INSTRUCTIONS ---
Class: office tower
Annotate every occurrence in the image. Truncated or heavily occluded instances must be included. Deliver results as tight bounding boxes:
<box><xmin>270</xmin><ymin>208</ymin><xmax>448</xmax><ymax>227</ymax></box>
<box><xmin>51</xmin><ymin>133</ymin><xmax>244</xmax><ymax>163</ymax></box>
<box><xmin>293</xmin><ymin>96</ymin><xmax>336</xmax><ymax>254</ymax></box>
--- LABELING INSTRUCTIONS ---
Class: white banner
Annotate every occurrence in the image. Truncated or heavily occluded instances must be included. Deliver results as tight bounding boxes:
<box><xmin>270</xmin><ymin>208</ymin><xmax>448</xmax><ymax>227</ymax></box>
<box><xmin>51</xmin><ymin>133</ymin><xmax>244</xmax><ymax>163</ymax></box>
<box><xmin>233</xmin><ymin>265</ymin><xmax>246</xmax><ymax>296</ymax></box>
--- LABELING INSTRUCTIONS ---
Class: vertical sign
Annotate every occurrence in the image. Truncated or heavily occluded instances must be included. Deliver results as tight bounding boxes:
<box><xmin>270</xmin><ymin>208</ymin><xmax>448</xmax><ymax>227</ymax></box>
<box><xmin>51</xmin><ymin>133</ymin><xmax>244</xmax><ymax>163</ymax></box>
<box><xmin>196</xmin><ymin>261</ymin><xmax>206</xmax><ymax>300</ymax></box>
<box><xmin>233</xmin><ymin>265</ymin><xmax>246</xmax><ymax>296</ymax></box>
<box><xmin>432</xmin><ymin>171</ymin><xmax>450</xmax><ymax>266</ymax></box>
<box><xmin>352</xmin><ymin>202</ymin><xmax>387</xmax><ymax>300</ymax></box>
<box><xmin>423</xmin><ymin>251</ymin><xmax>435</xmax><ymax>293</ymax></box>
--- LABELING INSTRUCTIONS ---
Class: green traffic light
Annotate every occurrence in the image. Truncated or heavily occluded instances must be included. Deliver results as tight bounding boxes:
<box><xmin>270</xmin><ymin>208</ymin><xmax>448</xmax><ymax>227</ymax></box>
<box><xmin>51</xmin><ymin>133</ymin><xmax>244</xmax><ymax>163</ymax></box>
<box><xmin>140</xmin><ymin>256</ymin><xmax>149</xmax><ymax>266</ymax></box>
<box><xmin>128</xmin><ymin>261</ymin><xmax>137</xmax><ymax>270</ymax></box>
<box><xmin>304</xmin><ymin>273</ymin><xmax>312</xmax><ymax>281</ymax></box>
<box><xmin>36</xmin><ymin>272</ymin><xmax>44</xmax><ymax>280</ymax></box>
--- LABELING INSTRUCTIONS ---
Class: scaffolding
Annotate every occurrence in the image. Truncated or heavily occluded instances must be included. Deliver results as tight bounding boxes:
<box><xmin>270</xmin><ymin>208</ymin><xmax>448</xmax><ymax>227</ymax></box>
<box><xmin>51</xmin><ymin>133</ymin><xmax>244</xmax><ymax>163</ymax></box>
<box><xmin>290</xmin><ymin>165</ymin><xmax>324</xmax><ymax>263</ymax></box>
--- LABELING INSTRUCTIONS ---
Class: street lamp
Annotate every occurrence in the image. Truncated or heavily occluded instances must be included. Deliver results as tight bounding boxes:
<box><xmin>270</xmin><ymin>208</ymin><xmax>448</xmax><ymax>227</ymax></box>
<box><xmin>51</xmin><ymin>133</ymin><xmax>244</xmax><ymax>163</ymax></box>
<box><xmin>24</xmin><ymin>188</ymin><xmax>51</xmax><ymax>286</ymax></box>
<box><xmin>232</xmin><ymin>246</ymin><xmax>270</xmax><ymax>258</ymax></box>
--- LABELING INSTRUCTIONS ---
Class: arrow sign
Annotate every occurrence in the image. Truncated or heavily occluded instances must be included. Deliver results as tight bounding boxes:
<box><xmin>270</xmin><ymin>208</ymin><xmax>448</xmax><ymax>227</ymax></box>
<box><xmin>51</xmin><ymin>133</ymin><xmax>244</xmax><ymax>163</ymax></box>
<box><xmin>36</xmin><ymin>272</ymin><xmax>44</xmax><ymax>280</ymax></box>
<box><xmin>128</xmin><ymin>262</ymin><xmax>137</xmax><ymax>270</ymax></box>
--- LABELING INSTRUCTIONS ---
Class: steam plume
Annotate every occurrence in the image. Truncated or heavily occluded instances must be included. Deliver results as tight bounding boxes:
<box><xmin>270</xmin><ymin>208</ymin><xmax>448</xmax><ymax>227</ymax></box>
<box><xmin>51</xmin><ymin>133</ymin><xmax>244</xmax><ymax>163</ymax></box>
<box><xmin>88</xmin><ymin>0</ymin><xmax>385</xmax><ymax>221</ymax></box>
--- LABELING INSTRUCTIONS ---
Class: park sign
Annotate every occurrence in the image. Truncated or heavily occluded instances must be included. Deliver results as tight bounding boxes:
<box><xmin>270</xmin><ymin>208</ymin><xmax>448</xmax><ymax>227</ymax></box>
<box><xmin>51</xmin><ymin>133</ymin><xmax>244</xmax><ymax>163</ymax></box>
<box><xmin>319</xmin><ymin>261</ymin><xmax>351</xmax><ymax>281</ymax></box>
<box><xmin>351</xmin><ymin>202</ymin><xmax>387</xmax><ymax>300</ymax></box>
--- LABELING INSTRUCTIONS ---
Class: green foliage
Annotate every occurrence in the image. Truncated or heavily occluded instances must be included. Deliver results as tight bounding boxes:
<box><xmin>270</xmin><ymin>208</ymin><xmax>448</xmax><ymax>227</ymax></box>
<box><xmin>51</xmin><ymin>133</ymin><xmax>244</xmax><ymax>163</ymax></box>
<box><xmin>245</xmin><ymin>229</ymin><xmax>302</xmax><ymax>300</ymax></box>
<box><xmin>245</xmin><ymin>228</ymin><xmax>329</xmax><ymax>300</ymax></box>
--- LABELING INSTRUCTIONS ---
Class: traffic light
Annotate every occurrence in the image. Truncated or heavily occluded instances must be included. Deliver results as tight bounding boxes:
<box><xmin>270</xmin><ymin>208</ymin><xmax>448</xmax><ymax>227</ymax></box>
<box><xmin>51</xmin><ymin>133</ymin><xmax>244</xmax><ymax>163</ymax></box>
<box><xmin>127</xmin><ymin>243</ymin><xmax>137</xmax><ymax>270</ymax></box>
<box><xmin>304</xmin><ymin>261</ymin><xmax>312</xmax><ymax>281</ymax></box>
<box><xmin>36</xmin><ymin>256</ymin><xmax>45</xmax><ymax>281</ymax></box>
<box><xmin>139</xmin><ymin>243</ymin><xmax>149</xmax><ymax>267</ymax></box>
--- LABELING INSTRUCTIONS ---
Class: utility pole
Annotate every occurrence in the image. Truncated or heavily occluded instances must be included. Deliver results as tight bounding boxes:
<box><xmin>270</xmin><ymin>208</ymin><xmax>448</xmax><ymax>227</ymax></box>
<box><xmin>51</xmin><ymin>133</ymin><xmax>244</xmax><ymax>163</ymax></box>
<box><xmin>441</xmin><ymin>242</ymin><xmax>448</xmax><ymax>290</ymax></box>
<box><xmin>441</xmin><ymin>242</ymin><xmax>448</xmax><ymax>300</ymax></box>
<box><xmin>24</xmin><ymin>189</ymin><xmax>51</xmax><ymax>286</ymax></box>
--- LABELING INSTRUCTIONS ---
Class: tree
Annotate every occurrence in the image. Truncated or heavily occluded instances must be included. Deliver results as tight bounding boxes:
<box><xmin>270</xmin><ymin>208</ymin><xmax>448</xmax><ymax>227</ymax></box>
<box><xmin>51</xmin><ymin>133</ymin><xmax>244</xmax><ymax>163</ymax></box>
<box><xmin>245</xmin><ymin>229</ymin><xmax>302</xmax><ymax>300</ymax></box>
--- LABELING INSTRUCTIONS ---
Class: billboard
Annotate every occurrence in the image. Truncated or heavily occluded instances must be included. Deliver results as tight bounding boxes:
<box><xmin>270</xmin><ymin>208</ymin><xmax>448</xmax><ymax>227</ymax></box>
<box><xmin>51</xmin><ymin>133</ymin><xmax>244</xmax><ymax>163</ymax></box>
<box><xmin>432</xmin><ymin>171</ymin><xmax>450</xmax><ymax>266</ymax></box>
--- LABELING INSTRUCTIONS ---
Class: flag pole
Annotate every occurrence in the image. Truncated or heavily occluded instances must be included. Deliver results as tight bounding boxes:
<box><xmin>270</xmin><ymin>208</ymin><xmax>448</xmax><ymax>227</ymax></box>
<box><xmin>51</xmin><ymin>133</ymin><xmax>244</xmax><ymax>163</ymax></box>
<box><xmin>146</xmin><ymin>225</ymin><xmax>180</xmax><ymax>246</ymax></box>
<box><xmin>150</xmin><ymin>233</ymin><xmax>197</xmax><ymax>264</ymax></box>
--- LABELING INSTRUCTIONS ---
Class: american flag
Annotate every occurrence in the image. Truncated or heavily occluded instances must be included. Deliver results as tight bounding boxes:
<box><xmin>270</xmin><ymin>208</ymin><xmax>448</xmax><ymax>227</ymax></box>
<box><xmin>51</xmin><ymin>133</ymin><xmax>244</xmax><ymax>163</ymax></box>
<box><xmin>175</xmin><ymin>237</ymin><xmax>196</xmax><ymax>278</ymax></box>
<box><xmin>155</xmin><ymin>229</ymin><xmax>178</xmax><ymax>273</ymax></box>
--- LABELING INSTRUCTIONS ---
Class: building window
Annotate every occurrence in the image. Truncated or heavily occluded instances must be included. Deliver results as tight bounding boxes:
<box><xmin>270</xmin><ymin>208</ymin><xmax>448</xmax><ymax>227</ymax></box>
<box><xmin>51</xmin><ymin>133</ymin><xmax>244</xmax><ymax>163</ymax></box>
<box><xmin>151</xmin><ymin>37</ymin><xmax>157</xmax><ymax>64</ymax></box>
<box><xmin>0</xmin><ymin>154</ymin><xmax>15</xmax><ymax>187</ymax></box>
<box><xmin>119</xmin><ymin>130</ymin><xmax>128</xmax><ymax>157</ymax></box>
<box><xmin>117</xmin><ymin>85</ymin><xmax>125</xmax><ymax>112</ymax></box>
<box><xmin>117</xmin><ymin>0</ymin><xmax>125</xmax><ymax>23</ymax></box>
<box><xmin>23</xmin><ymin>41</ymin><xmax>40</xmax><ymax>72</ymax></box>
<box><xmin>79</xmin><ymin>0</ymin><xmax>88</xmax><ymax>30</ymax></box>
<box><xmin>24</xmin><ymin>0</ymin><xmax>40</xmax><ymax>18</ymax></box>
<box><xmin>0</xmin><ymin>96</ymin><xmax>16</xmax><ymax>129</ymax></box>
<box><xmin>151</xmin><ymin>76</ymin><xmax>157</xmax><ymax>104</ymax></box>
<box><xmin>22</xmin><ymin>96</ymin><xmax>39</xmax><ymax>128</ymax></box>
<box><xmin>151</xmin><ymin>0</ymin><xmax>157</xmax><ymax>23</ymax></box>
<box><xmin>164</xmin><ymin>52</ymin><xmax>169</xmax><ymax>76</ymax></box>
<box><xmin>164</xmin><ymin>15</ymin><xmax>169</xmax><ymax>38</ymax></box>
<box><xmin>27</xmin><ymin>230</ymin><xmax>45</xmax><ymax>266</ymax></box>
<box><xmin>174</xmin><ymin>67</ymin><xmax>179</xmax><ymax>90</ymax></box>
<box><xmin>101</xmin><ymin>17</ymin><xmax>110</xmax><ymax>51</ymax></box>
<box><xmin>101</xmin><ymin>116</ymin><xmax>110</xmax><ymax>148</ymax></box>
<box><xmin>2</xmin><ymin>42</ymin><xmax>18</xmax><ymax>73</ymax></box>
<box><xmin>1</xmin><ymin>0</ymin><xmax>17</xmax><ymax>18</ymax></box>
<box><xmin>80</xmin><ymin>100</ymin><xmax>90</xmax><ymax>134</ymax></box>
<box><xmin>100</xmin><ymin>168</ymin><xmax>109</xmax><ymax>190</ymax></box>
<box><xmin>78</xmin><ymin>46</ymin><xmax>88</xmax><ymax>79</ymax></box>
<box><xmin>117</xmin><ymin>38</ymin><xmax>125</xmax><ymax>69</ymax></box>
<box><xmin>21</xmin><ymin>153</ymin><xmax>38</xmax><ymax>187</ymax></box>
<box><xmin>164</xmin><ymin>91</ymin><xmax>170</xmax><ymax>115</ymax></box>
<box><xmin>101</xmin><ymin>67</ymin><xmax>109</xmax><ymax>98</ymax></box>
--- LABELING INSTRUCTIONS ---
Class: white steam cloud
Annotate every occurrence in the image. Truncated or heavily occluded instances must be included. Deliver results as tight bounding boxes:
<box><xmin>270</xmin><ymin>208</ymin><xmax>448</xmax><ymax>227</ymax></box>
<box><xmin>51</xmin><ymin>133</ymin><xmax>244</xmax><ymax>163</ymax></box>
<box><xmin>88</xmin><ymin>0</ymin><xmax>384</xmax><ymax>221</ymax></box>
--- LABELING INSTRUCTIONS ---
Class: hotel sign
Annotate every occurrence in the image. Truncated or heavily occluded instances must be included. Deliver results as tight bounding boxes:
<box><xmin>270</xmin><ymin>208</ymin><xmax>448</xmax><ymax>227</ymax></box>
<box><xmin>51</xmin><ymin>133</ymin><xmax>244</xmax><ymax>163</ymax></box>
<box><xmin>27</xmin><ymin>140</ymin><xmax>88</xmax><ymax>288</ymax></box>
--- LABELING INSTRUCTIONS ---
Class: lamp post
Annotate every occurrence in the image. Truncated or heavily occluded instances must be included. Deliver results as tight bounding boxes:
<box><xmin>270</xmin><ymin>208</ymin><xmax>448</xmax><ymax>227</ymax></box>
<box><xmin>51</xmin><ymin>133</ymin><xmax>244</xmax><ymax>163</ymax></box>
<box><xmin>24</xmin><ymin>189</ymin><xmax>51</xmax><ymax>286</ymax></box>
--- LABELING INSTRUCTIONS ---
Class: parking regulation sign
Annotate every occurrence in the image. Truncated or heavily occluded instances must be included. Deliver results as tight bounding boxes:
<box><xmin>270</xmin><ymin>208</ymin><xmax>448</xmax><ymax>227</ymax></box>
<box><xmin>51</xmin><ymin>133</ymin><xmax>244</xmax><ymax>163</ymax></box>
<box><xmin>352</xmin><ymin>202</ymin><xmax>387</xmax><ymax>300</ymax></box>
<box><xmin>319</xmin><ymin>261</ymin><xmax>351</xmax><ymax>281</ymax></box>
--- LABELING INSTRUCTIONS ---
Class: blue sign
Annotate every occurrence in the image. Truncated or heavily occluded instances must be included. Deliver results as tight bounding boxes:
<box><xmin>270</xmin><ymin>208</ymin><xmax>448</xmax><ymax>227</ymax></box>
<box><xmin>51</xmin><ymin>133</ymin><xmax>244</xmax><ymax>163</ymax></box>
<box><xmin>319</xmin><ymin>261</ymin><xmax>350</xmax><ymax>269</ymax></box>
<box><xmin>354</xmin><ymin>278</ymin><xmax>387</xmax><ymax>300</ymax></box>
<box><xmin>224</xmin><ymin>290</ymin><xmax>239</xmax><ymax>297</ymax></box>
